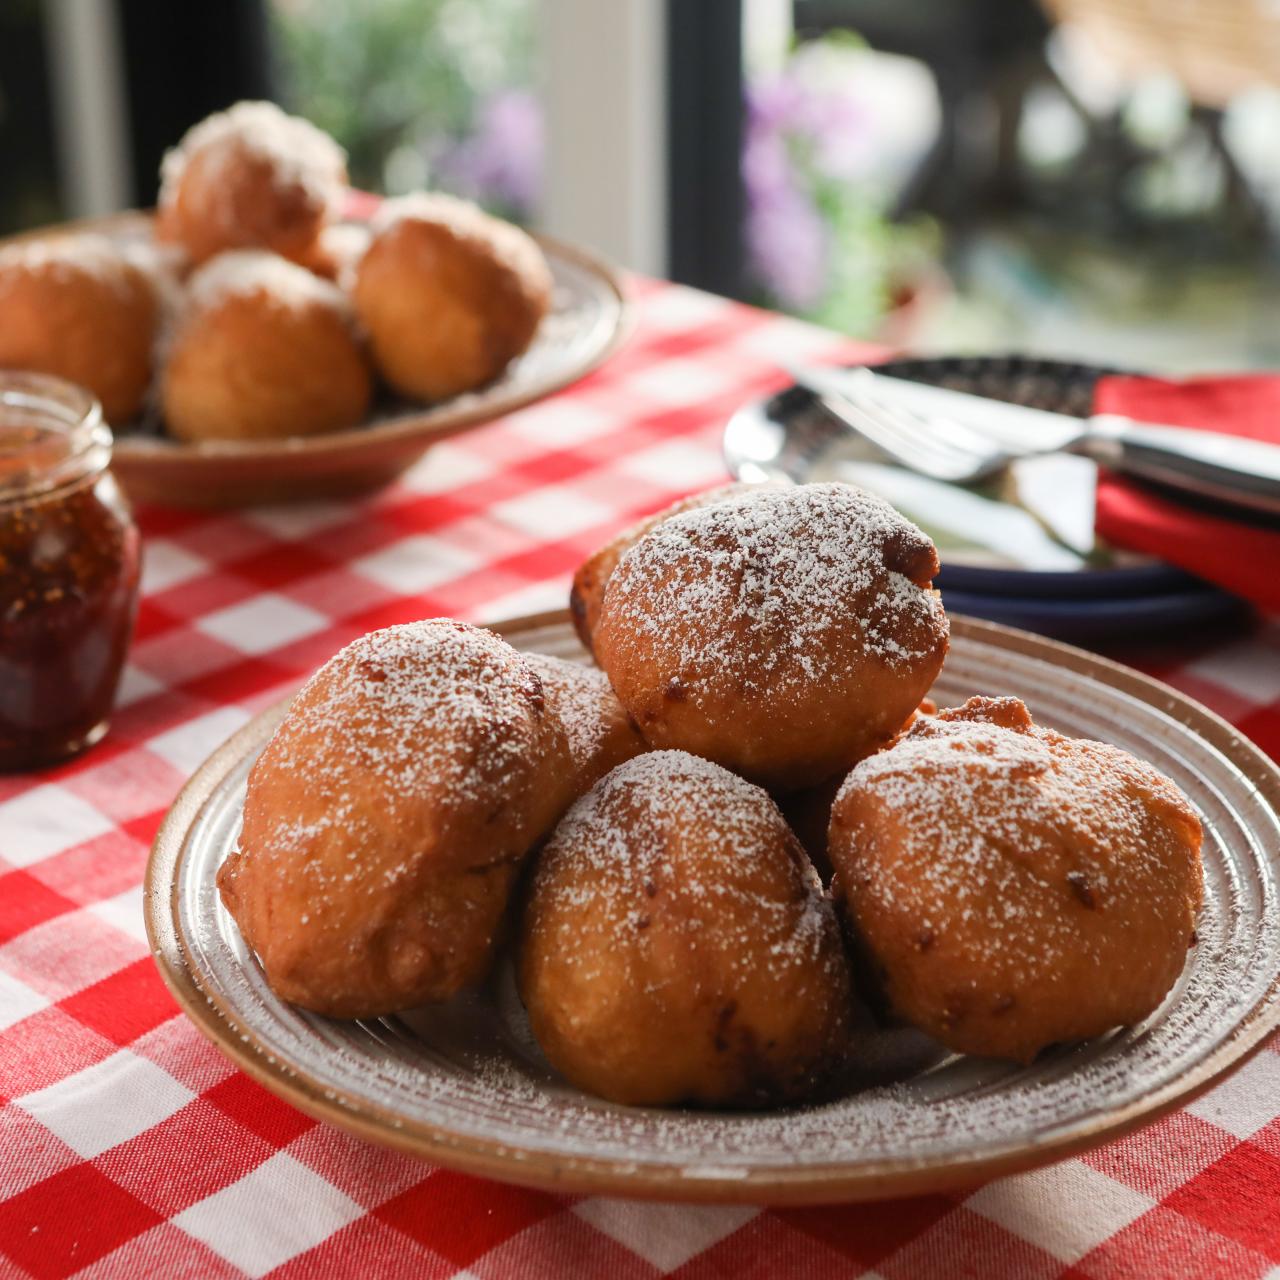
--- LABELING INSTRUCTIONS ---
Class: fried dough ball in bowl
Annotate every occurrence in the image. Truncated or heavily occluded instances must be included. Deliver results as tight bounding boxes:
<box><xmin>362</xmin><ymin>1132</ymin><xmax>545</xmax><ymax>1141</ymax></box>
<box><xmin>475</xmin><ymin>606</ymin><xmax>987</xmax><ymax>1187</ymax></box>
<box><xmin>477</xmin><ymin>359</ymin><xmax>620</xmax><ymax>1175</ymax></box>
<box><xmin>217</xmin><ymin>620</ymin><xmax>570</xmax><ymax>1019</ymax></box>
<box><xmin>157</xmin><ymin>100</ymin><xmax>347</xmax><ymax>265</ymax></box>
<box><xmin>524</xmin><ymin>653</ymin><xmax>647</xmax><ymax>795</ymax></box>
<box><xmin>0</xmin><ymin>235</ymin><xmax>160</xmax><ymax>423</ymax></box>
<box><xmin>352</xmin><ymin>193</ymin><xmax>552</xmax><ymax>401</ymax></box>
<box><xmin>161</xmin><ymin>251</ymin><xmax>371</xmax><ymax>442</ymax></box>
<box><xmin>569</xmin><ymin>483</ymin><xmax>748</xmax><ymax>654</ymax></box>
<box><xmin>519</xmin><ymin>750</ymin><xmax>851</xmax><ymax>1107</ymax></box>
<box><xmin>592</xmin><ymin>483</ymin><xmax>949</xmax><ymax>790</ymax></box>
<box><xmin>829</xmin><ymin>695</ymin><xmax>1204</xmax><ymax>1063</ymax></box>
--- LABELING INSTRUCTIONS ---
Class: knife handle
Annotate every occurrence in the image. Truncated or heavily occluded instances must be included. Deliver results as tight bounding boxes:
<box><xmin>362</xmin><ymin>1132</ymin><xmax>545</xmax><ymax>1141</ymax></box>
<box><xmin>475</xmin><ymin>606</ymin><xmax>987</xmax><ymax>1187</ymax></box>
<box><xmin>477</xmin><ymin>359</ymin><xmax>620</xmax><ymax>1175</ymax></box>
<box><xmin>1083</xmin><ymin>415</ymin><xmax>1280</xmax><ymax>517</ymax></box>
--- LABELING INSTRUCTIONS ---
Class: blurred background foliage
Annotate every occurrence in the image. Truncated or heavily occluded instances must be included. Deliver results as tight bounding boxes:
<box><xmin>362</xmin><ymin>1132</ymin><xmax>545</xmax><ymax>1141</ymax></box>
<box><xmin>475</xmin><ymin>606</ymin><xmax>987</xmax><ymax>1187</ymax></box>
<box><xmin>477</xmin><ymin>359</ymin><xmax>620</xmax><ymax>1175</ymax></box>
<box><xmin>4</xmin><ymin>0</ymin><xmax>1280</xmax><ymax>359</ymax></box>
<box><xmin>270</xmin><ymin>0</ymin><xmax>540</xmax><ymax>221</ymax></box>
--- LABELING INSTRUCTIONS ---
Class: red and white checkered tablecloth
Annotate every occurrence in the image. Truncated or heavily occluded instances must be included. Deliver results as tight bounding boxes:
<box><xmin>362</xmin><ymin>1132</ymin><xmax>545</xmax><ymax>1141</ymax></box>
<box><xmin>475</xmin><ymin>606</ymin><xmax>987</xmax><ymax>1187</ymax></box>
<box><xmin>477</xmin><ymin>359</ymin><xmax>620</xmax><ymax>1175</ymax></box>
<box><xmin>2</xmin><ymin>277</ymin><xmax>1279</xmax><ymax>1279</ymax></box>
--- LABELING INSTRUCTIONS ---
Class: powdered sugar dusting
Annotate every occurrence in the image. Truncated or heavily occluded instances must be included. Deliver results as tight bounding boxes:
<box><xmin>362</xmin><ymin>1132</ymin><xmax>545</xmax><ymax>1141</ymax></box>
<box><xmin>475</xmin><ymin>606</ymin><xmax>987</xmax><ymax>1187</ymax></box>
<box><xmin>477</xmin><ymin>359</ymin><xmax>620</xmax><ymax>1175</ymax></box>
<box><xmin>523</xmin><ymin>653</ymin><xmax>635</xmax><ymax>779</ymax></box>
<box><xmin>834</xmin><ymin>695</ymin><xmax>1202</xmax><ymax>970</ymax></box>
<box><xmin>369</xmin><ymin>192</ymin><xmax>549</xmax><ymax>283</ymax></box>
<box><xmin>159</xmin><ymin>100</ymin><xmax>346</xmax><ymax>212</ymax></box>
<box><xmin>532</xmin><ymin>750</ymin><xmax>838</xmax><ymax>985</ymax></box>
<box><xmin>183</xmin><ymin>249</ymin><xmax>351</xmax><ymax>317</ymax></box>
<box><xmin>0</xmin><ymin>233</ymin><xmax>155</xmax><ymax>296</ymax></box>
<box><xmin>249</xmin><ymin>620</ymin><xmax>544</xmax><ymax>860</ymax></box>
<box><xmin>603</xmin><ymin>483</ymin><xmax>947</xmax><ymax>692</ymax></box>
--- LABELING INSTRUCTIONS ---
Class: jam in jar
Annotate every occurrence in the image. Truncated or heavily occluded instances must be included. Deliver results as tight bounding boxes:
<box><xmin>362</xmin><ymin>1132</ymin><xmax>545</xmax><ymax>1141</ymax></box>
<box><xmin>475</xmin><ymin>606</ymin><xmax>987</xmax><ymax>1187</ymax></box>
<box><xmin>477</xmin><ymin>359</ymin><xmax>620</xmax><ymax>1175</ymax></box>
<box><xmin>0</xmin><ymin>372</ymin><xmax>141</xmax><ymax>770</ymax></box>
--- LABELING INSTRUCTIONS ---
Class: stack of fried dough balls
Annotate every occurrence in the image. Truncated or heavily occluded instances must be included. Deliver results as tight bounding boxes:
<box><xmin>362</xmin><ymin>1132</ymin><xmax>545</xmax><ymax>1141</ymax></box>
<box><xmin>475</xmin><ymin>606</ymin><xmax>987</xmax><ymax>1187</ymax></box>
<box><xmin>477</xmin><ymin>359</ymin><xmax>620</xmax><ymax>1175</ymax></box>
<box><xmin>222</xmin><ymin>481</ymin><xmax>1204</xmax><ymax>1112</ymax></box>
<box><xmin>0</xmin><ymin>100</ymin><xmax>550</xmax><ymax>440</ymax></box>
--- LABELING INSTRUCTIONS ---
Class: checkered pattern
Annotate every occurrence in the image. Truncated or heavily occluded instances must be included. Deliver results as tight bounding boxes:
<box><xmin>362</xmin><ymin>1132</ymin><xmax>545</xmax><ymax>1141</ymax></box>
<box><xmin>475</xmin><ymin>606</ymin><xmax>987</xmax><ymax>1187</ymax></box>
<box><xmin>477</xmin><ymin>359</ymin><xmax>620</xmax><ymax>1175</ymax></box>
<box><xmin>2</xmin><ymin>279</ymin><xmax>1278</xmax><ymax>1279</ymax></box>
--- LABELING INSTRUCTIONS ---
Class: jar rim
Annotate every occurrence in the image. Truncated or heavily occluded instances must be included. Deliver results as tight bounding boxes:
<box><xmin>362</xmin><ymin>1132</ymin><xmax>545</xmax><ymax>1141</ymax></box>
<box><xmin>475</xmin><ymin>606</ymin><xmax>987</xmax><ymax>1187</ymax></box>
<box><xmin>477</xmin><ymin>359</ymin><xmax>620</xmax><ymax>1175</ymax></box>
<box><xmin>0</xmin><ymin>371</ymin><xmax>112</xmax><ymax>503</ymax></box>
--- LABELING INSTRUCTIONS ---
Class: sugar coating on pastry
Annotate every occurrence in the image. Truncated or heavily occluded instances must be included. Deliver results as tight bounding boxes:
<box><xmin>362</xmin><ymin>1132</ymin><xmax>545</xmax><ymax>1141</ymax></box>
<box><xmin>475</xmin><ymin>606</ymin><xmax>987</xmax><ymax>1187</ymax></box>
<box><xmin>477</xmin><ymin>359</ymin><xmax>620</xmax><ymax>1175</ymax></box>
<box><xmin>182</xmin><ymin>248</ymin><xmax>353</xmax><ymax>317</ymax></box>
<box><xmin>519</xmin><ymin>750</ymin><xmax>851</xmax><ymax>1106</ymax></box>
<box><xmin>568</xmin><ymin>482</ymin><xmax>751</xmax><ymax>654</ymax></box>
<box><xmin>829</xmin><ymin>695</ymin><xmax>1204</xmax><ymax>1062</ymax></box>
<box><xmin>0</xmin><ymin>233</ymin><xmax>160</xmax><ymax>423</ymax></box>
<box><xmin>522</xmin><ymin>653</ymin><xmax>646</xmax><ymax>794</ymax></box>
<box><xmin>217</xmin><ymin>620</ymin><xmax>570</xmax><ymax>1017</ymax></box>
<box><xmin>370</xmin><ymin>192</ymin><xmax>544</xmax><ymax>274</ymax></box>
<box><xmin>593</xmin><ymin>482</ymin><xmax>948</xmax><ymax>789</ymax></box>
<box><xmin>160</xmin><ymin>101</ymin><xmax>347</xmax><ymax>209</ymax></box>
<box><xmin>1</xmin><ymin>233</ymin><xmax>144</xmax><ymax>286</ymax></box>
<box><xmin>157</xmin><ymin>101</ymin><xmax>347</xmax><ymax>264</ymax></box>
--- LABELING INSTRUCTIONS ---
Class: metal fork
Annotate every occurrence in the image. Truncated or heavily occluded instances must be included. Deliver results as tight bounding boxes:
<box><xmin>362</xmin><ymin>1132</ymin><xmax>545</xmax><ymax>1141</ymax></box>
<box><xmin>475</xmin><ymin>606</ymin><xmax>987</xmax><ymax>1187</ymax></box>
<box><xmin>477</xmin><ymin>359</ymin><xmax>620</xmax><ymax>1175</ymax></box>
<box><xmin>808</xmin><ymin>384</ymin><xmax>1012</xmax><ymax>484</ymax></box>
<box><xmin>792</xmin><ymin>364</ymin><xmax>1280</xmax><ymax>516</ymax></box>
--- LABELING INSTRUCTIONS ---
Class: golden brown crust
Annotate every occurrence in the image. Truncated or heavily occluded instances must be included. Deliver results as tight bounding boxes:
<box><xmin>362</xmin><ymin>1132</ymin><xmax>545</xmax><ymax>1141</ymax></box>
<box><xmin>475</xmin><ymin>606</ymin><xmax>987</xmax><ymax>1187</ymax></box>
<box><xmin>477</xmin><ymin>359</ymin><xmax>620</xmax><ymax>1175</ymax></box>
<box><xmin>161</xmin><ymin>253</ymin><xmax>371</xmax><ymax>442</ymax></box>
<box><xmin>519</xmin><ymin>750</ymin><xmax>851</xmax><ymax>1107</ymax></box>
<box><xmin>0</xmin><ymin>236</ymin><xmax>158</xmax><ymax>423</ymax></box>
<box><xmin>523</xmin><ymin>653</ymin><xmax>647</xmax><ymax>797</ymax></box>
<box><xmin>217</xmin><ymin>620</ymin><xmax>570</xmax><ymax>1018</ymax></box>
<box><xmin>353</xmin><ymin>195</ymin><xmax>551</xmax><ymax>401</ymax></box>
<box><xmin>592</xmin><ymin>483</ymin><xmax>949</xmax><ymax>790</ymax></box>
<box><xmin>569</xmin><ymin>484</ymin><xmax>750</xmax><ymax>654</ymax></box>
<box><xmin>828</xmin><ymin>695</ymin><xmax>1204</xmax><ymax>1062</ymax></box>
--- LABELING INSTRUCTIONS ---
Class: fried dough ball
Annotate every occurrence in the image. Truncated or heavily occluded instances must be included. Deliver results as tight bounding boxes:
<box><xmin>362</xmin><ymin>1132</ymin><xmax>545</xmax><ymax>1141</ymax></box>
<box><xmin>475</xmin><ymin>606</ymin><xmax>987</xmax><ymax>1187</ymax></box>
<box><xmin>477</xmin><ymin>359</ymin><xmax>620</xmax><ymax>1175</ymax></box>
<box><xmin>352</xmin><ymin>193</ymin><xmax>552</xmax><ymax>401</ymax></box>
<box><xmin>592</xmin><ymin>483</ymin><xmax>949</xmax><ymax>790</ymax></box>
<box><xmin>523</xmin><ymin>653</ymin><xmax>647</xmax><ymax>795</ymax></box>
<box><xmin>569</xmin><ymin>484</ymin><xmax>748</xmax><ymax>654</ymax></box>
<box><xmin>217</xmin><ymin>620</ymin><xmax>571</xmax><ymax>1018</ymax></box>
<box><xmin>519</xmin><ymin>750</ymin><xmax>851</xmax><ymax>1108</ymax></box>
<box><xmin>161</xmin><ymin>251</ymin><xmax>371</xmax><ymax>442</ymax></box>
<box><xmin>829</xmin><ymin>696</ymin><xmax>1204</xmax><ymax>1063</ymax></box>
<box><xmin>0</xmin><ymin>235</ymin><xmax>160</xmax><ymax>423</ymax></box>
<box><xmin>157</xmin><ymin>100</ymin><xmax>347</xmax><ymax>265</ymax></box>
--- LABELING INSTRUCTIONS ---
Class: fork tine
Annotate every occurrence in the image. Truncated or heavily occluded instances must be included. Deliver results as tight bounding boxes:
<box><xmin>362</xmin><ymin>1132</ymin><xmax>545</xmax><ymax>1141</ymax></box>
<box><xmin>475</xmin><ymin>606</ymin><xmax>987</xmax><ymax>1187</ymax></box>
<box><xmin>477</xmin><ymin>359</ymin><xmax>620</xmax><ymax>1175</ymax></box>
<box><xmin>849</xmin><ymin>392</ymin><xmax>1011</xmax><ymax>472</ymax></box>
<box><xmin>821</xmin><ymin>393</ymin><xmax>983</xmax><ymax>482</ymax></box>
<box><xmin>849</xmin><ymin>396</ymin><xmax>980</xmax><ymax>464</ymax></box>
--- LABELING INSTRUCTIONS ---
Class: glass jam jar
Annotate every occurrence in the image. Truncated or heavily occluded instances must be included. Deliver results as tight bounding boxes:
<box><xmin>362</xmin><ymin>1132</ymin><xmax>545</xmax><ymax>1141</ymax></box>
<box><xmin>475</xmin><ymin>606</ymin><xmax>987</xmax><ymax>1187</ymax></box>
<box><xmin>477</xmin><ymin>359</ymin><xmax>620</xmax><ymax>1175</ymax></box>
<box><xmin>0</xmin><ymin>372</ymin><xmax>141</xmax><ymax>770</ymax></box>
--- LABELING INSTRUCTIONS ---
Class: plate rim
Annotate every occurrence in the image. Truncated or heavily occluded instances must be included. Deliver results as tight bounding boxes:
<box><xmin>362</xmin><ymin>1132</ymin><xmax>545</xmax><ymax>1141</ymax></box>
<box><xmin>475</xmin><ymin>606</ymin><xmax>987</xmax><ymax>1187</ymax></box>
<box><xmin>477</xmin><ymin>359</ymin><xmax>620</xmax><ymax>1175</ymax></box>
<box><xmin>1</xmin><ymin>210</ymin><xmax>634</xmax><ymax>466</ymax></box>
<box><xmin>143</xmin><ymin>609</ymin><xmax>1280</xmax><ymax>1204</ymax></box>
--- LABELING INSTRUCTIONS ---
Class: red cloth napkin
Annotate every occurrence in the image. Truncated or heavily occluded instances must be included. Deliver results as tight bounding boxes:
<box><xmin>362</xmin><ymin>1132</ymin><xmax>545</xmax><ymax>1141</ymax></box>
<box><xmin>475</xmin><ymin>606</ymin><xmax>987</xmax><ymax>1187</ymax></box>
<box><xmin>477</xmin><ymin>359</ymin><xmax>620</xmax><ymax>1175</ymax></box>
<box><xmin>1093</xmin><ymin>373</ymin><xmax>1280</xmax><ymax>613</ymax></box>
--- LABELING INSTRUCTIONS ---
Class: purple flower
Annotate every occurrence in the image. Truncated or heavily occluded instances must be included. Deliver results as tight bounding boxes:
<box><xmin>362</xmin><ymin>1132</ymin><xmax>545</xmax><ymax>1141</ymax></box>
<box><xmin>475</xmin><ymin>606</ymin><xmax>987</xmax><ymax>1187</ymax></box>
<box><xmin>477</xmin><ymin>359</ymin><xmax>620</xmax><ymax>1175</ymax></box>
<box><xmin>435</xmin><ymin>89</ymin><xmax>543</xmax><ymax>218</ymax></box>
<box><xmin>743</xmin><ymin>46</ymin><xmax>883</xmax><ymax>308</ymax></box>
<box><xmin>745</xmin><ymin>178</ymin><xmax>829</xmax><ymax>312</ymax></box>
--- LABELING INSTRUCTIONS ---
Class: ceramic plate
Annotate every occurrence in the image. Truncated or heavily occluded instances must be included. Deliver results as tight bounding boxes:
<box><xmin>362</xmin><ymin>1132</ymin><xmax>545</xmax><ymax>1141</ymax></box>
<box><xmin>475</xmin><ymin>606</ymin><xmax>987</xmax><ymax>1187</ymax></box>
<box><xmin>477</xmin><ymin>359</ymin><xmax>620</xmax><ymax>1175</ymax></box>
<box><xmin>145</xmin><ymin>611</ymin><xmax>1280</xmax><ymax>1204</ymax></box>
<box><xmin>3</xmin><ymin>212</ymin><xmax>630</xmax><ymax>508</ymax></box>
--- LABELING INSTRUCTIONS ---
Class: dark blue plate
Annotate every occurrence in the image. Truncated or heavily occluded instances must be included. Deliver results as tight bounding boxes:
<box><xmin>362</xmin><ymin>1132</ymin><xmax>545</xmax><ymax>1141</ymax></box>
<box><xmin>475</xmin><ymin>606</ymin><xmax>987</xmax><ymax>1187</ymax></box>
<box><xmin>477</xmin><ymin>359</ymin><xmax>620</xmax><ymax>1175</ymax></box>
<box><xmin>935</xmin><ymin>560</ymin><xmax>1201</xmax><ymax>600</ymax></box>
<box><xmin>940</xmin><ymin>584</ymin><xmax>1247</xmax><ymax>643</ymax></box>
